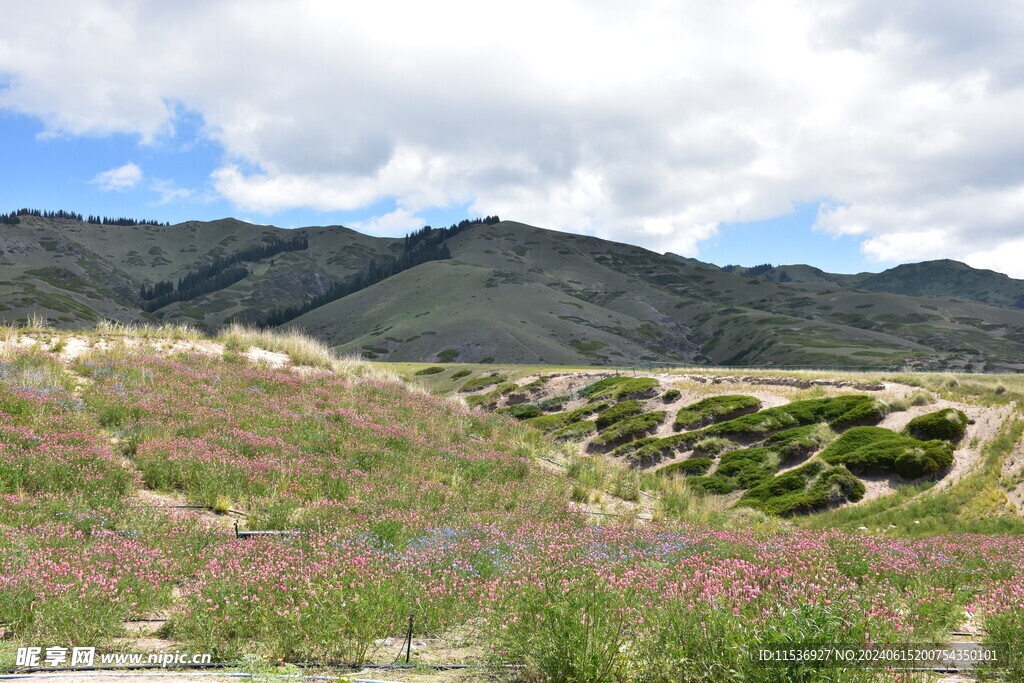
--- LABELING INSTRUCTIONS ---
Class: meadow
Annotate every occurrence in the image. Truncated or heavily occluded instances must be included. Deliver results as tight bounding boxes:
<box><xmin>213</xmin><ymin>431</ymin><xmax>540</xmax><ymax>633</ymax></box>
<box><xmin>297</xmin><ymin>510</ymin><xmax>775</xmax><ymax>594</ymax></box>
<box><xmin>0</xmin><ymin>329</ymin><xmax>1022</xmax><ymax>681</ymax></box>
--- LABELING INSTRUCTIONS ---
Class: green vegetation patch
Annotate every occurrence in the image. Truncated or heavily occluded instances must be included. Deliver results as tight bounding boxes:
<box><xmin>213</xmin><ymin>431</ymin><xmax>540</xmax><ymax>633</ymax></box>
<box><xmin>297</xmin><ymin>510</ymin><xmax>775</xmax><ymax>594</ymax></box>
<box><xmin>525</xmin><ymin>404</ymin><xmax>607</xmax><ymax>433</ymax></box>
<box><xmin>580</xmin><ymin>376</ymin><xmax>659</xmax><ymax>401</ymax></box>
<box><xmin>661</xmin><ymin>389</ymin><xmax>681</xmax><ymax>403</ymax></box>
<box><xmin>465</xmin><ymin>382</ymin><xmax>518</xmax><ymax>408</ymax></box>
<box><xmin>689</xmin><ymin>447</ymin><xmax>779</xmax><ymax>494</ymax></box>
<box><xmin>658</xmin><ymin>457</ymin><xmax>713</xmax><ymax>477</ymax></box>
<box><xmin>414</xmin><ymin>366</ymin><xmax>446</xmax><ymax>376</ymax></box>
<box><xmin>707</xmin><ymin>394</ymin><xmax>885</xmax><ymax>439</ymax></box>
<box><xmin>451</xmin><ymin>369</ymin><xmax>472</xmax><ymax>380</ymax></box>
<box><xmin>591</xmin><ymin>411</ymin><xmax>667</xmax><ymax>449</ymax></box>
<box><xmin>595</xmin><ymin>400</ymin><xmax>643</xmax><ymax>430</ymax></box>
<box><xmin>459</xmin><ymin>375</ymin><xmax>508</xmax><ymax>392</ymax></box>
<box><xmin>495</xmin><ymin>404</ymin><xmax>544</xmax><ymax>420</ymax></box>
<box><xmin>550</xmin><ymin>420</ymin><xmax>597</xmax><ymax>440</ymax></box>
<box><xmin>903</xmin><ymin>408</ymin><xmax>969</xmax><ymax>444</ymax></box>
<box><xmin>739</xmin><ymin>461</ymin><xmax>865</xmax><ymax>516</ymax></box>
<box><xmin>820</xmin><ymin>426</ymin><xmax>954</xmax><ymax>479</ymax></box>
<box><xmin>762</xmin><ymin>424</ymin><xmax>834</xmax><ymax>460</ymax></box>
<box><xmin>673</xmin><ymin>394</ymin><xmax>761</xmax><ymax>430</ymax></box>
<box><xmin>436</xmin><ymin>349</ymin><xmax>460</xmax><ymax>362</ymax></box>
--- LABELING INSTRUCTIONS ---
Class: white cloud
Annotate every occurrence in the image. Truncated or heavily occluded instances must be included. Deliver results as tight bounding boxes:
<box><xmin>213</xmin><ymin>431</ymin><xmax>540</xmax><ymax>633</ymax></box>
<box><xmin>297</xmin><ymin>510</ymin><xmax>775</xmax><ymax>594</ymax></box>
<box><xmin>350</xmin><ymin>208</ymin><xmax>426</xmax><ymax>238</ymax></box>
<box><xmin>150</xmin><ymin>178</ymin><xmax>193</xmax><ymax>204</ymax></box>
<box><xmin>90</xmin><ymin>162</ymin><xmax>143</xmax><ymax>191</ymax></box>
<box><xmin>3</xmin><ymin>1</ymin><xmax>1024</xmax><ymax>265</ymax></box>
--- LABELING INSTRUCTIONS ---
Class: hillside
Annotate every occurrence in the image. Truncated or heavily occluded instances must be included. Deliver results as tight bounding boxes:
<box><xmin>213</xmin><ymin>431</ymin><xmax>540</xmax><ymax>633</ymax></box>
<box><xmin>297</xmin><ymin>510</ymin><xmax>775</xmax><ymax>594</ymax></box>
<box><xmin>1</xmin><ymin>330</ymin><xmax>1022</xmax><ymax>679</ymax></box>
<box><xmin>727</xmin><ymin>258</ymin><xmax>1024</xmax><ymax>309</ymax></box>
<box><xmin>6</xmin><ymin>214</ymin><xmax>1024</xmax><ymax>370</ymax></box>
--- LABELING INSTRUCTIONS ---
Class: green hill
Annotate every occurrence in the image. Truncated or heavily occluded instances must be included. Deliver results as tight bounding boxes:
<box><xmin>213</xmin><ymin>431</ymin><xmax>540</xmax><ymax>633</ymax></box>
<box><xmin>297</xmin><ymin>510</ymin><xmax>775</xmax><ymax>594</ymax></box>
<box><xmin>729</xmin><ymin>258</ymin><xmax>1024</xmax><ymax>309</ymax></box>
<box><xmin>5</xmin><ymin>214</ymin><xmax>1024</xmax><ymax>370</ymax></box>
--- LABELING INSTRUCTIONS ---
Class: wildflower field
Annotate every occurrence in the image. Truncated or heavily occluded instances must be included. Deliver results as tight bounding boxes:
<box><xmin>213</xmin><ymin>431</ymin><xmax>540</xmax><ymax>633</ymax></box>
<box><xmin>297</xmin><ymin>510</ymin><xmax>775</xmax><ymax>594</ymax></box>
<box><xmin>0</xmin><ymin>338</ymin><xmax>1022</xmax><ymax>681</ymax></box>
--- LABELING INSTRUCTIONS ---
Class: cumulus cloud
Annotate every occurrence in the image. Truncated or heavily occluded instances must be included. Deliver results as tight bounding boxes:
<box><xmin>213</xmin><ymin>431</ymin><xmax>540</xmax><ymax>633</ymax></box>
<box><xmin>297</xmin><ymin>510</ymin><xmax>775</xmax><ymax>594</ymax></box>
<box><xmin>3</xmin><ymin>1</ymin><xmax>1024</xmax><ymax>265</ymax></box>
<box><xmin>90</xmin><ymin>162</ymin><xmax>143</xmax><ymax>191</ymax></box>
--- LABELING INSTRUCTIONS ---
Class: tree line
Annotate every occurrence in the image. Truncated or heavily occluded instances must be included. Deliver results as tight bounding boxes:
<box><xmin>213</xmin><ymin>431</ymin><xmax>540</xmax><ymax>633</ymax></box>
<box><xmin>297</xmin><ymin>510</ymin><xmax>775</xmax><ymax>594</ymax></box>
<box><xmin>248</xmin><ymin>215</ymin><xmax>499</xmax><ymax>327</ymax></box>
<box><xmin>141</xmin><ymin>234</ymin><xmax>308</xmax><ymax>311</ymax></box>
<box><xmin>0</xmin><ymin>208</ymin><xmax>168</xmax><ymax>226</ymax></box>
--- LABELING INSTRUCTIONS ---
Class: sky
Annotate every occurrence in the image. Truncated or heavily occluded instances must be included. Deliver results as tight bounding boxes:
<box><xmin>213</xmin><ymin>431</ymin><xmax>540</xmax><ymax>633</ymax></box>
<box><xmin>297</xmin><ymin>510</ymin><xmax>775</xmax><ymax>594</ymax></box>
<box><xmin>1</xmin><ymin>1</ymin><xmax>1023</xmax><ymax>276</ymax></box>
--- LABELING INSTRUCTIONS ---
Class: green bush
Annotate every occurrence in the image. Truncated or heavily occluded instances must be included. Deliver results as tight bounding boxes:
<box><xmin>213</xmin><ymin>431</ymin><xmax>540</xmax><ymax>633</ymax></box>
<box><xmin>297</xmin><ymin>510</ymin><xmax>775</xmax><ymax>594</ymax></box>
<box><xmin>662</xmin><ymin>389</ymin><xmax>681</xmax><ymax>402</ymax></box>
<box><xmin>903</xmin><ymin>408</ymin><xmax>969</xmax><ymax>443</ymax></box>
<box><xmin>551</xmin><ymin>420</ymin><xmax>596</xmax><ymax>440</ymax></box>
<box><xmin>740</xmin><ymin>461</ymin><xmax>865</xmax><ymax>516</ymax></box>
<box><xmin>673</xmin><ymin>394</ymin><xmax>761</xmax><ymax>430</ymax></box>
<box><xmin>436</xmin><ymin>349</ymin><xmax>459</xmax><ymax>362</ymax></box>
<box><xmin>763</xmin><ymin>424</ymin><xmax>834</xmax><ymax>460</ymax></box>
<box><xmin>414</xmin><ymin>366</ymin><xmax>446</xmax><ymax>376</ymax></box>
<box><xmin>894</xmin><ymin>441</ymin><xmax>955</xmax><ymax>479</ymax></box>
<box><xmin>591</xmin><ymin>411</ymin><xmax>667</xmax><ymax>448</ymax></box>
<box><xmin>689</xmin><ymin>447</ymin><xmax>778</xmax><ymax>494</ymax></box>
<box><xmin>595</xmin><ymin>400</ymin><xmax>643</xmax><ymax>430</ymax></box>
<box><xmin>580</xmin><ymin>376</ymin><xmax>659</xmax><ymax>400</ymax></box>
<box><xmin>497</xmin><ymin>404</ymin><xmax>543</xmax><ymax>420</ymax></box>
<box><xmin>658</xmin><ymin>457</ymin><xmax>713</xmax><ymax>477</ymax></box>
<box><xmin>525</xmin><ymin>403</ymin><xmax>607</xmax><ymax>433</ymax></box>
<box><xmin>706</xmin><ymin>395</ymin><xmax>884</xmax><ymax>439</ymax></box>
<box><xmin>451</xmin><ymin>369</ymin><xmax>471</xmax><ymax>379</ymax></box>
<box><xmin>820</xmin><ymin>426</ymin><xmax>954</xmax><ymax>478</ymax></box>
<box><xmin>459</xmin><ymin>375</ymin><xmax>507</xmax><ymax>392</ymax></box>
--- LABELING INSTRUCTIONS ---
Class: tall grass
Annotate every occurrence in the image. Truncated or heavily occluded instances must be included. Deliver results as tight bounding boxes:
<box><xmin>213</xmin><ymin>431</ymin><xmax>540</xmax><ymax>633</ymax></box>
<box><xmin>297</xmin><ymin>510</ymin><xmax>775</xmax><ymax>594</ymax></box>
<box><xmin>217</xmin><ymin>323</ymin><xmax>336</xmax><ymax>368</ymax></box>
<box><xmin>95</xmin><ymin>320</ymin><xmax>205</xmax><ymax>340</ymax></box>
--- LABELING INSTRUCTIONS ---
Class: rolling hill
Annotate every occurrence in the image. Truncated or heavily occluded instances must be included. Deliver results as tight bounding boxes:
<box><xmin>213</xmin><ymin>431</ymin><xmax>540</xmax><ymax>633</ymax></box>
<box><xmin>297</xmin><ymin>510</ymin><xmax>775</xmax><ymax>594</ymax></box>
<box><xmin>4</xmin><ymin>213</ymin><xmax>1024</xmax><ymax>370</ymax></box>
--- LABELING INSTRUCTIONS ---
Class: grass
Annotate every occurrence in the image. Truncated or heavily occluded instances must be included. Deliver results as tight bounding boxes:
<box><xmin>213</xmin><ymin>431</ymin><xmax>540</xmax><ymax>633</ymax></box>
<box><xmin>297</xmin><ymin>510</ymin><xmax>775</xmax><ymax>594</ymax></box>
<box><xmin>217</xmin><ymin>323</ymin><xmax>336</xmax><ymax>367</ymax></box>
<box><xmin>1</xmin><ymin>329</ymin><xmax>1023</xmax><ymax>677</ymax></box>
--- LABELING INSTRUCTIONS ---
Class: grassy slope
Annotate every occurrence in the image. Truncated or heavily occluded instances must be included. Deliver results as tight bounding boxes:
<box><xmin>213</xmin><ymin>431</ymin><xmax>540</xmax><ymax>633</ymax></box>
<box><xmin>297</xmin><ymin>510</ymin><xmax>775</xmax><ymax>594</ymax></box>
<box><xmin>0</xmin><ymin>216</ymin><xmax>398</xmax><ymax>329</ymax></box>
<box><xmin>295</xmin><ymin>221</ymin><xmax>1024</xmax><ymax>369</ymax></box>
<box><xmin>7</xmin><ymin>216</ymin><xmax>1024</xmax><ymax>369</ymax></box>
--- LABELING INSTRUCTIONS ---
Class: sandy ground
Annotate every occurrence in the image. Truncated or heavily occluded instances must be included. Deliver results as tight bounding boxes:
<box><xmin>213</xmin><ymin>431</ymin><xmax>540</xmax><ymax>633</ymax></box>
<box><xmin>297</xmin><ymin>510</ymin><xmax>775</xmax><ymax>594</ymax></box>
<box><xmin>4</xmin><ymin>334</ymin><xmax>291</xmax><ymax>369</ymax></box>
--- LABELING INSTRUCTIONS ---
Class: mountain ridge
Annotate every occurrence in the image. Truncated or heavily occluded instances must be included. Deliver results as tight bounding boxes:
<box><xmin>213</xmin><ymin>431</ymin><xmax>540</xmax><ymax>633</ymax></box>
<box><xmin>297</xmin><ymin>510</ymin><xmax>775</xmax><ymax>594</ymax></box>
<box><xmin>3</xmin><ymin>213</ymin><xmax>1024</xmax><ymax>370</ymax></box>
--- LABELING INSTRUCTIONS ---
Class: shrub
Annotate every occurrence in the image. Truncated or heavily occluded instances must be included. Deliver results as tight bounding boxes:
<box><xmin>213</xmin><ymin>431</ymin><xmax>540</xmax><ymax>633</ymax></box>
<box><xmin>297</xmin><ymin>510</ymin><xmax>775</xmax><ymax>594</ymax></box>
<box><xmin>525</xmin><ymin>404</ymin><xmax>607</xmax><ymax>433</ymax></box>
<box><xmin>590</xmin><ymin>411</ymin><xmax>667</xmax><ymax>449</ymax></box>
<box><xmin>689</xmin><ymin>447</ymin><xmax>778</xmax><ymax>494</ymax></box>
<box><xmin>740</xmin><ymin>461</ymin><xmax>865</xmax><ymax>516</ymax></box>
<box><xmin>706</xmin><ymin>395</ymin><xmax>884</xmax><ymax>439</ymax></box>
<box><xmin>500</xmin><ymin>404</ymin><xmax>543</xmax><ymax>420</ymax></box>
<box><xmin>414</xmin><ymin>366</ymin><xmax>445</xmax><ymax>376</ymax></box>
<box><xmin>451</xmin><ymin>369</ymin><xmax>471</xmax><ymax>379</ymax></box>
<box><xmin>762</xmin><ymin>424</ymin><xmax>834</xmax><ymax>460</ymax></box>
<box><xmin>894</xmin><ymin>441</ymin><xmax>955</xmax><ymax>479</ymax></box>
<box><xmin>661</xmin><ymin>389</ymin><xmax>681</xmax><ymax>402</ymax></box>
<box><xmin>904</xmin><ymin>408</ymin><xmax>969</xmax><ymax>444</ymax></box>
<box><xmin>459</xmin><ymin>375</ymin><xmax>507</xmax><ymax>392</ymax></box>
<box><xmin>673</xmin><ymin>394</ymin><xmax>761</xmax><ymax>430</ymax></box>
<box><xmin>595</xmin><ymin>400</ymin><xmax>643</xmax><ymax>430</ymax></box>
<box><xmin>436</xmin><ymin>349</ymin><xmax>459</xmax><ymax>362</ymax></box>
<box><xmin>820</xmin><ymin>426</ymin><xmax>955</xmax><ymax>478</ymax></box>
<box><xmin>551</xmin><ymin>420</ymin><xmax>596</xmax><ymax>440</ymax></box>
<box><xmin>580</xmin><ymin>376</ymin><xmax>659</xmax><ymax>400</ymax></box>
<box><xmin>658</xmin><ymin>457</ymin><xmax>713</xmax><ymax>477</ymax></box>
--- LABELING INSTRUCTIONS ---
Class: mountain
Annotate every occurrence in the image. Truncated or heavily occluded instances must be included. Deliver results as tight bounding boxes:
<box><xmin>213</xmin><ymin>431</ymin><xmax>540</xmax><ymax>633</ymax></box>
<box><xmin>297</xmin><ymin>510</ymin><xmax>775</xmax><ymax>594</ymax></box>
<box><xmin>4</xmin><ymin>213</ymin><xmax>1024</xmax><ymax>371</ymax></box>
<box><xmin>722</xmin><ymin>259</ymin><xmax>1024</xmax><ymax>309</ymax></box>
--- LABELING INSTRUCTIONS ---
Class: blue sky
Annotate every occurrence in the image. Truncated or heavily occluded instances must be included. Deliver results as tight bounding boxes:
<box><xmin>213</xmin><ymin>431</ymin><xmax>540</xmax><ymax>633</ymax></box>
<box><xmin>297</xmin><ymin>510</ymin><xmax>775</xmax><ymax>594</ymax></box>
<box><xmin>2</xmin><ymin>2</ymin><xmax>1022</xmax><ymax>276</ymax></box>
<box><xmin>1</xmin><ymin>109</ymin><xmax>874</xmax><ymax>271</ymax></box>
